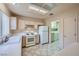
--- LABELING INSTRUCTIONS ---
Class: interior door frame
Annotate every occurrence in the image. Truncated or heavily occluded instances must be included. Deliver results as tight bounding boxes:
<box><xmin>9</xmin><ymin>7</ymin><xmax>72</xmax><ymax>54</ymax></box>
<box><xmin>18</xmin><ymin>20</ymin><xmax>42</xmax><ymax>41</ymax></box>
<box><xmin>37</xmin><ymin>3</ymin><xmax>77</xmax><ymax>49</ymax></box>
<box><xmin>50</xmin><ymin>20</ymin><xmax>60</xmax><ymax>42</ymax></box>
<box><xmin>48</xmin><ymin>14</ymin><xmax>78</xmax><ymax>49</ymax></box>
<box><xmin>49</xmin><ymin>17</ymin><xmax>64</xmax><ymax>49</ymax></box>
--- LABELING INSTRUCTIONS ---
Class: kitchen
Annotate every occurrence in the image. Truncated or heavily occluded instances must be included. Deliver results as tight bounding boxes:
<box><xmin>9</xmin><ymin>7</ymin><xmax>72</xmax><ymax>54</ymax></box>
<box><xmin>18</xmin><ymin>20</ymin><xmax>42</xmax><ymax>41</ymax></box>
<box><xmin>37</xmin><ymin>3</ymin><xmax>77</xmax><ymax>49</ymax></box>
<box><xmin>10</xmin><ymin>16</ymin><xmax>49</xmax><ymax>48</ymax></box>
<box><xmin>7</xmin><ymin>3</ymin><xmax>61</xmax><ymax>56</ymax></box>
<box><xmin>0</xmin><ymin>3</ymin><xmax>79</xmax><ymax>56</ymax></box>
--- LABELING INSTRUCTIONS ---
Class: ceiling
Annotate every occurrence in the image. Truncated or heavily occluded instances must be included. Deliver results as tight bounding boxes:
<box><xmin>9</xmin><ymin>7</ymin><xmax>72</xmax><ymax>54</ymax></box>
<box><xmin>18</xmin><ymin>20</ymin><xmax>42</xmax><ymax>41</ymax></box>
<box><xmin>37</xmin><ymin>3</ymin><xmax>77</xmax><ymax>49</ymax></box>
<box><xmin>31</xmin><ymin>3</ymin><xmax>56</xmax><ymax>10</ymax></box>
<box><xmin>6</xmin><ymin>3</ymin><xmax>78</xmax><ymax>19</ymax></box>
<box><xmin>6</xmin><ymin>3</ymin><xmax>56</xmax><ymax>19</ymax></box>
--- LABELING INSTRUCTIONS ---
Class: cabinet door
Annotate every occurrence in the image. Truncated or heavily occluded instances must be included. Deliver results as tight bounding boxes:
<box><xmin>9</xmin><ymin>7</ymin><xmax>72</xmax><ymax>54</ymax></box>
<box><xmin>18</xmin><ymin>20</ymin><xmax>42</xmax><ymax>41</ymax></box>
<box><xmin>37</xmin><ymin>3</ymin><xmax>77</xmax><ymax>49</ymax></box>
<box><xmin>63</xmin><ymin>15</ymin><xmax>76</xmax><ymax>48</ymax></box>
<box><xmin>22</xmin><ymin>36</ymin><xmax>26</xmax><ymax>47</ymax></box>
<box><xmin>10</xmin><ymin>17</ymin><xmax>17</xmax><ymax>30</ymax></box>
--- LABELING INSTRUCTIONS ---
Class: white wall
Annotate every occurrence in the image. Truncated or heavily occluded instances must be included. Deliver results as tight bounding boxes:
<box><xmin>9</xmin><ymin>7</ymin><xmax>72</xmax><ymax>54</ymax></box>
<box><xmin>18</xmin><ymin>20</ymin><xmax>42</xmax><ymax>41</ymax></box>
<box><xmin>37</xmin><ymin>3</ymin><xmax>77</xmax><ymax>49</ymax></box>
<box><xmin>0</xmin><ymin>3</ymin><xmax>11</xmax><ymax>16</ymax></box>
<box><xmin>18</xmin><ymin>16</ymin><xmax>44</xmax><ymax>30</ymax></box>
<box><xmin>44</xmin><ymin>5</ymin><xmax>79</xmax><ymax>49</ymax></box>
<box><xmin>0</xmin><ymin>4</ymin><xmax>11</xmax><ymax>36</ymax></box>
<box><xmin>10</xmin><ymin>16</ymin><xmax>45</xmax><ymax>34</ymax></box>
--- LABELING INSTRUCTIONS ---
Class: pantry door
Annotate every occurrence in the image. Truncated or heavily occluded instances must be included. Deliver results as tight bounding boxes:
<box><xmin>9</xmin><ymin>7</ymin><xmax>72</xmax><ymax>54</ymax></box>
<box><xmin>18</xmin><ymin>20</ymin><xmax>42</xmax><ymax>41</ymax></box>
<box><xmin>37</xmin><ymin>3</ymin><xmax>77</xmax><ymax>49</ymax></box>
<box><xmin>63</xmin><ymin>15</ymin><xmax>76</xmax><ymax>48</ymax></box>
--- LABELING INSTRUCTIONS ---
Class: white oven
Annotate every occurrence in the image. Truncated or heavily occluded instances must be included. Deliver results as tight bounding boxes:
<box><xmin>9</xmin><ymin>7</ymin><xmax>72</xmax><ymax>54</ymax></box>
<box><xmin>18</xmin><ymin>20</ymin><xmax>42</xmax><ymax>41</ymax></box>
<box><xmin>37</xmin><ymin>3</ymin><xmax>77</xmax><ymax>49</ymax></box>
<box><xmin>26</xmin><ymin>36</ymin><xmax>35</xmax><ymax>47</ymax></box>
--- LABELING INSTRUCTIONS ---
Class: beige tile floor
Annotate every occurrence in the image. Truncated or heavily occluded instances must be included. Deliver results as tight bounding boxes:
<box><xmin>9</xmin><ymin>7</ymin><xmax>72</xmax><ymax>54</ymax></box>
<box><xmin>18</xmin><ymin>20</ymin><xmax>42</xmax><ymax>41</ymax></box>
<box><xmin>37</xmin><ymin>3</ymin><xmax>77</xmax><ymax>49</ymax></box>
<box><xmin>23</xmin><ymin>41</ymin><xmax>61</xmax><ymax>56</ymax></box>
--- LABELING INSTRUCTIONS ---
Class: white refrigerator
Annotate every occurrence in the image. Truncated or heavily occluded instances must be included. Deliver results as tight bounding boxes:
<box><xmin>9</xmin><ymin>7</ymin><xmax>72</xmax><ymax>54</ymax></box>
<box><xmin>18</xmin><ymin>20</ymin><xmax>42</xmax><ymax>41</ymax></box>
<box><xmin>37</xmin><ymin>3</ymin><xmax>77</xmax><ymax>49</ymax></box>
<box><xmin>39</xmin><ymin>26</ymin><xmax>48</xmax><ymax>44</ymax></box>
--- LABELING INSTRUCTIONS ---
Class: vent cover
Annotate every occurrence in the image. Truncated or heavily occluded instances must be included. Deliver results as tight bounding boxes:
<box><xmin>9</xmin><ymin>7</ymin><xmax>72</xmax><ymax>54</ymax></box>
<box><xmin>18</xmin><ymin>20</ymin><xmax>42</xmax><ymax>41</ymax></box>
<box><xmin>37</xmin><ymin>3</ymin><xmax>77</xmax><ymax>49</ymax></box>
<box><xmin>31</xmin><ymin>3</ymin><xmax>56</xmax><ymax>11</ymax></box>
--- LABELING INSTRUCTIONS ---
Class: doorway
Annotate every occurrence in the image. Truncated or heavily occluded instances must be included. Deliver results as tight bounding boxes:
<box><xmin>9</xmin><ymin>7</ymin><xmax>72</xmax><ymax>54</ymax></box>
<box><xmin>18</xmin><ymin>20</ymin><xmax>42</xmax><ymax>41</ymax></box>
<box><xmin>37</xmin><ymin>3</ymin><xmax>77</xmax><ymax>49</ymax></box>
<box><xmin>50</xmin><ymin>20</ymin><xmax>60</xmax><ymax>50</ymax></box>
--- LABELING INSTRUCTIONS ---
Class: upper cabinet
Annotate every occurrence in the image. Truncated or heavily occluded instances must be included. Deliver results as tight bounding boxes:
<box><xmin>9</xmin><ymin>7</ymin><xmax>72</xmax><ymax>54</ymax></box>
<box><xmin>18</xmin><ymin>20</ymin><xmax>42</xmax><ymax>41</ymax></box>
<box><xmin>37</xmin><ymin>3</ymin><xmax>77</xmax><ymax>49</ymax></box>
<box><xmin>10</xmin><ymin>17</ymin><xmax>17</xmax><ymax>30</ymax></box>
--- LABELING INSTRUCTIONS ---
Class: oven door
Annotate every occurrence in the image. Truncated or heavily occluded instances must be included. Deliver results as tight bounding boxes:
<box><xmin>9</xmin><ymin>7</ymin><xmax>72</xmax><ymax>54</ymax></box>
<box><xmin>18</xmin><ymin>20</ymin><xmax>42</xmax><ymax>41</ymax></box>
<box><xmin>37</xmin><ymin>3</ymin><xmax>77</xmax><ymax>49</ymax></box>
<box><xmin>26</xmin><ymin>36</ymin><xmax>35</xmax><ymax>46</ymax></box>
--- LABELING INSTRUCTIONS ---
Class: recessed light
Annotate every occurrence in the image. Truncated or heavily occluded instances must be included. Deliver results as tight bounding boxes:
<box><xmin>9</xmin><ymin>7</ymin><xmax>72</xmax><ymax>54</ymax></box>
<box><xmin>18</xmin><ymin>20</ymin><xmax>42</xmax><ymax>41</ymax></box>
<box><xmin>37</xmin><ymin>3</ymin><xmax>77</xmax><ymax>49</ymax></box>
<box><xmin>49</xmin><ymin>13</ymin><xmax>54</xmax><ymax>15</ymax></box>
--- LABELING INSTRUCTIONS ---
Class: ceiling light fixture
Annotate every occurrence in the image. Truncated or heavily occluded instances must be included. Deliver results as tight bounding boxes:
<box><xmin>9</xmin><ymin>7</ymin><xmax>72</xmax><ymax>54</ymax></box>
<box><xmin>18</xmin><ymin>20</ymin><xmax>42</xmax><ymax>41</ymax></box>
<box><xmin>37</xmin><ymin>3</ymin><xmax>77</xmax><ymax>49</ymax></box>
<box><xmin>12</xmin><ymin>3</ymin><xmax>16</xmax><ymax>5</ymax></box>
<box><xmin>29</xmin><ymin>6</ymin><xmax>39</xmax><ymax>11</ymax></box>
<box><xmin>40</xmin><ymin>10</ymin><xmax>48</xmax><ymax>14</ymax></box>
<box><xmin>29</xmin><ymin>6</ymin><xmax>48</xmax><ymax>14</ymax></box>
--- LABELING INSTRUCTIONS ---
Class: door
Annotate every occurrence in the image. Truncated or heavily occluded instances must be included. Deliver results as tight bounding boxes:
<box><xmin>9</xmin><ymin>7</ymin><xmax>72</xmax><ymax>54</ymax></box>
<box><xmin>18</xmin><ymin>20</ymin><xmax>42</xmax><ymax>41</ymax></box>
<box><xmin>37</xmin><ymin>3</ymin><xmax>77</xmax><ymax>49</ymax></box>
<box><xmin>63</xmin><ymin>15</ymin><xmax>76</xmax><ymax>48</ymax></box>
<box><xmin>50</xmin><ymin>20</ymin><xmax>61</xmax><ymax>50</ymax></box>
<box><xmin>51</xmin><ymin>20</ymin><xmax>60</xmax><ymax>42</ymax></box>
<box><xmin>76</xmin><ymin>13</ymin><xmax>79</xmax><ymax>43</ymax></box>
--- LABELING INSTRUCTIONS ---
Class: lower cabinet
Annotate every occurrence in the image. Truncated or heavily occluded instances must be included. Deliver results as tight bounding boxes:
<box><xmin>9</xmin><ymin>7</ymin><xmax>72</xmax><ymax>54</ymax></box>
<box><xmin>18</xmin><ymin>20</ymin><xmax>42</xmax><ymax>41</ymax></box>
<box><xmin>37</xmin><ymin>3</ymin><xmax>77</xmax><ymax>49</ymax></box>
<box><xmin>22</xmin><ymin>36</ymin><xmax>26</xmax><ymax>48</ymax></box>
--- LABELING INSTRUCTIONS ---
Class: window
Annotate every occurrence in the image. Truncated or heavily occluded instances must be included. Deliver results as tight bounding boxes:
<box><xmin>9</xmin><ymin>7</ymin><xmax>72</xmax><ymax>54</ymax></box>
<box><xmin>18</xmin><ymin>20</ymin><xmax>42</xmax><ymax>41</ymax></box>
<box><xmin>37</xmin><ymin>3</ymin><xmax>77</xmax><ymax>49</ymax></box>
<box><xmin>0</xmin><ymin>11</ymin><xmax>10</xmax><ymax>37</ymax></box>
<box><xmin>0</xmin><ymin>12</ymin><xmax>2</xmax><ymax>36</ymax></box>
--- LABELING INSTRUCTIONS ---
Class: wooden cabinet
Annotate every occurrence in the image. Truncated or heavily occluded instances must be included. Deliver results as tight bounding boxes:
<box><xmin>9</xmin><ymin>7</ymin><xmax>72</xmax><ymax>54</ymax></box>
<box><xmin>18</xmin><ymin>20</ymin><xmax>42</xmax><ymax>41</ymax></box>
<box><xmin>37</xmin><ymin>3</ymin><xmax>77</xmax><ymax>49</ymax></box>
<box><xmin>22</xmin><ymin>36</ymin><xmax>26</xmax><ymax>48</ymax></box>
<box><xmin>10</xmin><ymin>17</ymin><xmax>17</xmax><ymax>30</ymax></box>
<box><xmin>35</xmin><ymin>35</ymin><xmax>39</xmax><ymax>44</ymax></box>
<box><xmin>34</xmin><ymin>25</ymin><xmax>38</xmax><ymax>29</ymax></box>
